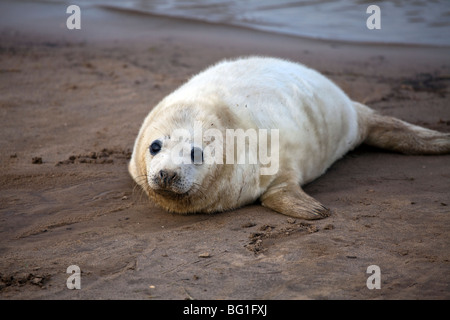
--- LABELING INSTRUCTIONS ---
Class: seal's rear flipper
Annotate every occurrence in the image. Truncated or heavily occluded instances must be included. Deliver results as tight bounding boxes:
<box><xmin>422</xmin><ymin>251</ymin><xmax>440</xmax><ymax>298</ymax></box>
<box><xmin>354</xmin><ymin>102</ymin><xmax>450</xmax><ymax>155</ymax></box>
<box><xmin>260</xmin><ymin>183</ymin><xmax>330</xmax><ymax>220</ymax></box>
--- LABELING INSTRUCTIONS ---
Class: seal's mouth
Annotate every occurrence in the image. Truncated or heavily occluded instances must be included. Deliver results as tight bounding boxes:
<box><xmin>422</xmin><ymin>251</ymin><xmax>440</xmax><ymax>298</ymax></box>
<box><xmin>153</xmin><ymin>187</ymin><xmax>190</xmax><ymax>200</ymax></box>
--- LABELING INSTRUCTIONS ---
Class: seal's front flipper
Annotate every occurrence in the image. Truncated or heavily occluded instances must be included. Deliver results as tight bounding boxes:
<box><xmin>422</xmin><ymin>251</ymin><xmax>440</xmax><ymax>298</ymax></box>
<box><xmin>260</xmin><ymin>183</ymin><xmax>330</xmax><ymax>220</ymax></box>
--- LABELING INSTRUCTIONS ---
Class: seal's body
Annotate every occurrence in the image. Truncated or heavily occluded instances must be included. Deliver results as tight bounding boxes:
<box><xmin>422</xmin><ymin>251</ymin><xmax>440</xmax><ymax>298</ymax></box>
<box><xmin>129</xmin><ymin>57</ymin><xmax>450</xmax><ymax>219</ymax></box>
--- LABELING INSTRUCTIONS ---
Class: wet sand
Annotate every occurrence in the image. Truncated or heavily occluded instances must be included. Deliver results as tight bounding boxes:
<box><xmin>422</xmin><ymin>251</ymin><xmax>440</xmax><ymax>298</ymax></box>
<box><xmin>0</xmin><ymin>1</ymin><xmax>449</xmax><ymax>299</ymax></box>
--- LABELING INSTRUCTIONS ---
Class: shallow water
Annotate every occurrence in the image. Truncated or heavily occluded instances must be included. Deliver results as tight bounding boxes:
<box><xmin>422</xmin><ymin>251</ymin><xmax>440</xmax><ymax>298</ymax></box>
<box><xmin>46</xmin><ymin>0</ymin><xmax>450</xmax><ymax>46</ymax></box>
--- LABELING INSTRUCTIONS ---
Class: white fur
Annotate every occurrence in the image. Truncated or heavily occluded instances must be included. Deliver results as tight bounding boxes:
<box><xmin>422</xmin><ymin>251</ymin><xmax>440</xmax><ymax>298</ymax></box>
<box><xmin>129</xmin><ymin>57</ymin><xmax>363</xmax><ymax>213</ymax></box>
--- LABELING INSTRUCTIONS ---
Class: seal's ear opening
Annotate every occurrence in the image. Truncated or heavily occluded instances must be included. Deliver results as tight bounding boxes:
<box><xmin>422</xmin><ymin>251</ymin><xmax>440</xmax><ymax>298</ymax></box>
<box><xmin>191</xmin><ymin>146</ymin><xmax>203</xmax><ymax>164</ymax></box>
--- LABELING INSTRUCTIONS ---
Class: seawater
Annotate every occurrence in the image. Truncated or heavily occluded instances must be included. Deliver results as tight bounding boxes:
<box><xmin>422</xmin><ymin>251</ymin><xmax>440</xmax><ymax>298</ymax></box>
<box><xmin>47</xmin><ymin>0</ymin><xmax>450</xmax><ymax>46</ymax></box>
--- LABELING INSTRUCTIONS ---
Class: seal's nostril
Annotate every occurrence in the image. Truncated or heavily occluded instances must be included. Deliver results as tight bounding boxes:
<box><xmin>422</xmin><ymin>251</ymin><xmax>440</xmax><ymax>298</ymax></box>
<box><xmin>169</xmin><ymin>172</ymin><xmax>177</xmax><ymax>181</ymax></box>
<box><xmin>159</xmin><ymin>170</ymin><xmax>168</xmax><ymax>180</ymax></box>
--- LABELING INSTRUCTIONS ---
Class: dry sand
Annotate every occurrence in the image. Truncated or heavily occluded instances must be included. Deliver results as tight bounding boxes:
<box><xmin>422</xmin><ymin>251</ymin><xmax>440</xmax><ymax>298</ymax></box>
<box><xmin>0</xmin><ymin>2</ymin><xmax>449</xmax><ymax>299</ymax></box>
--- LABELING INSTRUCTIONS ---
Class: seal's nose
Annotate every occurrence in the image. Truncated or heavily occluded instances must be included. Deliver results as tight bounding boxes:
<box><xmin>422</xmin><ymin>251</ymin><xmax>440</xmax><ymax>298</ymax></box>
<box><xmin>158</xmin><ymin>170</ymin><xmax>178</xmax><ymax>188</ymax></box>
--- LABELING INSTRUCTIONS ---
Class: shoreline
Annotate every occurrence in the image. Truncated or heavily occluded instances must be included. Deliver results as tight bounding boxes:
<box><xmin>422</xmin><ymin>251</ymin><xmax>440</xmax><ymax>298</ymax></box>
<box><xmin>97</xmin><ymin>4</ymin><xmax>450</xmax><ymax>49</ymax></box>
<box><xmin>2</xmin><ymin>0</ymin><xmax>450</xmax><ymax>48</ymax></box>
<box><xmin>2</xmin><ymin>0</ymin><xmax>450</xmax><ymax>83</ymax></box>
<box><xmin>4</xmin><ymin>0</ymin><xmax>450</xmax><ymax>48</ymax></box>
<box><xmin>1</xmin><ymin>0</ymin><xmax>448</xmax><ymax>80</ymax></box>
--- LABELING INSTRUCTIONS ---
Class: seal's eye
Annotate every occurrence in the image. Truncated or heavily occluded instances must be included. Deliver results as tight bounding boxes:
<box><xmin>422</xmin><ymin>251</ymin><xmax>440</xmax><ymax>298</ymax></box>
<box><xmin>191</xmin><ymin>146</ymin><xmax>203</xmax><ymax>164</ymax></box>
<box><xmin>149</xmin><ymin>140</ymin><xmax>162</xmax><ymax>156</ymax></box>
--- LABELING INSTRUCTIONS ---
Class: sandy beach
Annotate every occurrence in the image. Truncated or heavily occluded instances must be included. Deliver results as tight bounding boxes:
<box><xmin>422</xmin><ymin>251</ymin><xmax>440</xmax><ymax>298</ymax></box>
<box><xmin>0</xmin><ymin>1</ymin><xmax>449</xmax><ymax>299</ymax></box>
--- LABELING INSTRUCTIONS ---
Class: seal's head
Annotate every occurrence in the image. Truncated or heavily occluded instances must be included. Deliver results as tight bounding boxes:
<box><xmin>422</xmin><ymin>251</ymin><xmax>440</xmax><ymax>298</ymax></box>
<box><xmin>129</xmin><ymin>99</ymin><xmax>233</xmax><ymax>214</ymax></box>
<box><xmin>143</xmin><ymin>132</ymin><xmax>208</xmax><ymax>202</ymax></box>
